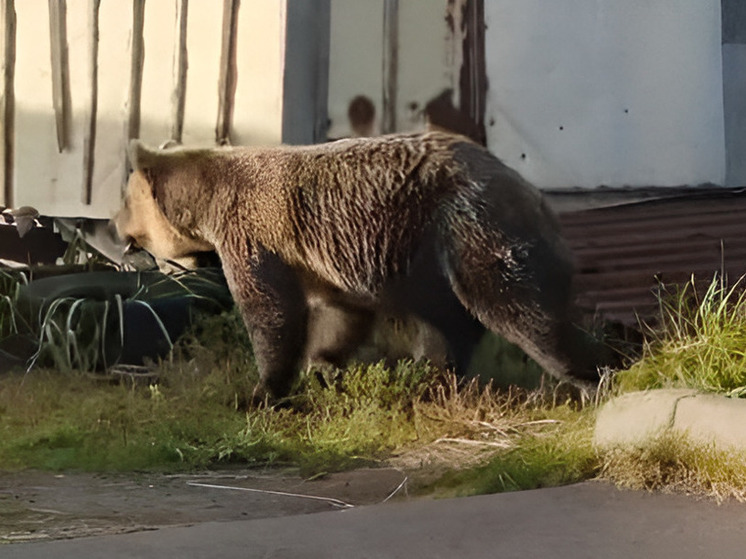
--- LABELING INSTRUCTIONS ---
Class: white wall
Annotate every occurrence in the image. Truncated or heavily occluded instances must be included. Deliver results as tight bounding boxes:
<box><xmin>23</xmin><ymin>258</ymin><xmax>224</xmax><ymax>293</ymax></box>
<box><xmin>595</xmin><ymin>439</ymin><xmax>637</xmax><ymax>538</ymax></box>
<box><xmin>484</xmin><ymin>0</ymin><xmax>726</xmax><ymax>188</ymax></box>
<box><xmin>8</xmin><ymin>0</ymin><xmax>291</xmax><ymax>218</ymax></box>
<box><xmin>6</xmin><ymin>0</ymin><xmax>734</xmax><ymax>219</ymax></box>
<box><xmin>328</xmin><ymin>1</ymin><xmax>384</xmax><ymax>138</ymax></box>
<box><xmin>327</xmin><ymin>0</ymin><xmax>452</xmax><ymax>138</ymax></box>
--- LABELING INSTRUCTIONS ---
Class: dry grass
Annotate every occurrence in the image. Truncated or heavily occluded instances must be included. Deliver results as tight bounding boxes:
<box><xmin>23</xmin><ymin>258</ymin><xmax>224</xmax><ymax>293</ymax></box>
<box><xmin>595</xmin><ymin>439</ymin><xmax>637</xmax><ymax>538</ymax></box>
<box><xmin>391</xmin><ymin>377</ymin><xmax>554</xmax><ymax>474</ymax></box>
<box><xmin>600</xmin><ymin>274</ymin><xmax>746</xmax><ymax>502</ymax></box>
<box><xmin>599</xmin><ymin>432</ymin><xmax>746</xmax><ymax>503</ymax></box>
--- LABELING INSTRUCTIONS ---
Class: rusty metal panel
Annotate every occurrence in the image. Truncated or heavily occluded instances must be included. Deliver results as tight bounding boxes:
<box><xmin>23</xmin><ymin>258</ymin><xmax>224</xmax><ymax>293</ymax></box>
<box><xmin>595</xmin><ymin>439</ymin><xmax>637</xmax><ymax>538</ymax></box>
<box><xmin>47</xmin><ymin>0</ymin><xmax>71</xmax><ymax>153</ymax></box>
<box><xmin>170</xmin><ymin>0</ymin><xmax>189</xmax><ymax>145</ymax></box>
<box><xmin>558</xmin><ymin>189</ymin><xmax>746</xmax><ymax>327</ymax></box>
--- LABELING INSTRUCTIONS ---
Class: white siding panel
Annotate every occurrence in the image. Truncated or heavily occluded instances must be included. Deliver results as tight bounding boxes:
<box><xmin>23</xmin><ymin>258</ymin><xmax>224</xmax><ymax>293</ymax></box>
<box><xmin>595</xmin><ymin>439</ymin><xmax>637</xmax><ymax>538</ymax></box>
<box><xmin>180</xmin><ymin>0</ymin><xmax>223</xmax><ymax>147</ymax></box>
<box><xmin>485</xmin><ymin>0</ymin><xmax>726</xmax><ymax>188</ymax></box>
<box><xmin>233</xmin><ymin>0</ymin><xmax>284</xmax><ymax>146</ymax></box>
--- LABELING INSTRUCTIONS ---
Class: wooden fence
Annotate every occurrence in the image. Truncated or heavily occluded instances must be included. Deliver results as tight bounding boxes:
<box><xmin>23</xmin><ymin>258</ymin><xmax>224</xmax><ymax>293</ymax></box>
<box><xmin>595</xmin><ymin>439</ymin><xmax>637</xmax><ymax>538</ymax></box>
<box><xmin>0</xmin><ymin>0</ymin><xmax>317</xmax><ymax>218</ymax></box>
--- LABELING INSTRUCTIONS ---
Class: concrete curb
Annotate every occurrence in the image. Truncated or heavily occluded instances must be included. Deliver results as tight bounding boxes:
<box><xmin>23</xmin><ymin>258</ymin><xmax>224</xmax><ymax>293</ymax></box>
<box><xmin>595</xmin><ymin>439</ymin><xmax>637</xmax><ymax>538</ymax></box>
<box><xmin>594</xmin><ymin>389</ymin><xmax>746</xmax><ymax>451</ymax></box>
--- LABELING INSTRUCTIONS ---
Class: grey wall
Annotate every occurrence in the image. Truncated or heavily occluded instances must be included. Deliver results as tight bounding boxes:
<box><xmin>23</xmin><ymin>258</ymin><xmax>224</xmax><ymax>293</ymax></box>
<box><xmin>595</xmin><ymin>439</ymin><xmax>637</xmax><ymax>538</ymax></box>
<box><xmin>722</xmin><ymin>0</ymin><xmax>746</xmax><ymax>186</ymax></box>
<box><xmin>722</xmin><ymin>0</ymin><xmax>746</xmax><ymax>43</ymax></box>
<box><xmin>282</xmin><ymin>0</ymin><xmax>331</xmax><ymax>145</ymax></box>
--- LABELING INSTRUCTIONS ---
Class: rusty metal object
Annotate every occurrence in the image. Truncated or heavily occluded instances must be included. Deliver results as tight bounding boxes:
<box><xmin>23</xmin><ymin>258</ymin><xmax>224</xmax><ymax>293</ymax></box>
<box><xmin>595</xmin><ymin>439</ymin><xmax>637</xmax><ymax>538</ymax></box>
<box><xmin>82</xmin><ymin>0</ymin><xmax>100</xmax><ymax>205</ymax></box>
<box><xmin>171</xmin><ymin>0</ymin><xmax>189</xmax><ymax>145</ymax></box>
<box><xmin>1</xmin><ymin>0</ymin><xmax>15</xmax><ymax>208</ymax></box>
<box><xmin>216</xmin><ymin>0</ymin><xmax>239</xmax><ymax>146</ymax></box>
<box><xmin>558</xmin><ymin>189</ymin><xmax>746</xmax><ymax>327</ymax></box>
<box><xmin>48</xmin><ymin>0</ymin><xmax>71</xmax><ymax>153</ymax></box>
<box><xmin>381</xmin><ymin>0</ymin><xmax>398</xmax><ymax>134</ymax></box>
<box><xmin>127</xmin><ymin>0</ymin><xmax>145</xmax><ymax>143</ymax></box>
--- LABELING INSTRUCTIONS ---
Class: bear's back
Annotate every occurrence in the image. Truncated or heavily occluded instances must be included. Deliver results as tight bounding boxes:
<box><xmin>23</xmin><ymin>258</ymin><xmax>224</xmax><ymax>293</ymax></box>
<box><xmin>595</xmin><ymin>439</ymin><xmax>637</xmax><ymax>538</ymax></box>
<box><xmin>277</xmin><ymin>133</ymin><xmax>469</xmax><ymax>294</ymax></box>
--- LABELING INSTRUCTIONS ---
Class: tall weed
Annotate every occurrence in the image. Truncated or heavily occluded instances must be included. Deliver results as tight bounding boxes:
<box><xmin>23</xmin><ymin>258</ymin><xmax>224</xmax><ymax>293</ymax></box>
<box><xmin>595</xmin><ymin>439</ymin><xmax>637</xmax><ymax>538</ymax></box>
<box><xmin>0</xmin><ymin>270</ymin><xmax>26</xmax><ymax>339</ymax></box>
<box><xmin>615</xmin><ymin>275</ymin><xmax>746</xmax><ymax>395</ymax></box>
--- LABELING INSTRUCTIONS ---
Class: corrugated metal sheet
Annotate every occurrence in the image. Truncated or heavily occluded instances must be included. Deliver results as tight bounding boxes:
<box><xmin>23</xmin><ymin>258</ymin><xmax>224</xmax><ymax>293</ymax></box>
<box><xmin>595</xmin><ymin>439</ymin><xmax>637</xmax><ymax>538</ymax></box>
<box><xmin>555</xmin><ymin>188</ymin><xmax>746</xmax><ymax>327</ymax></box>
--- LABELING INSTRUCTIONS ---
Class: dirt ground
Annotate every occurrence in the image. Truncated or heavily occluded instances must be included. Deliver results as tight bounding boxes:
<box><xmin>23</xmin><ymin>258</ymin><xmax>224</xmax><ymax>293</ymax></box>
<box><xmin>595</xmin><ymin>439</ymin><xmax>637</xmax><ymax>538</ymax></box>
<box><xmin>0</xmin><ymin>467</ymin><xmax>411</xmax><ymax>543</ymax></box>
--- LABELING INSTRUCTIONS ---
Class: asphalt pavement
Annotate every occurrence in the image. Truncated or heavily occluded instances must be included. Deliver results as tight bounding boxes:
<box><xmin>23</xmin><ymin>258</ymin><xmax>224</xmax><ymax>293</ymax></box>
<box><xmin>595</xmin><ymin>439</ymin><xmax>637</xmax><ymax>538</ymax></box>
<box><xmin>3</xmin><ymin>481</ymin><xmax>746</xmax><ymax>559</ymax></box>
<box><xmin>5</xmin><ymin>389</ymin><xmax>746</xmax><ymax>557</ymax></box>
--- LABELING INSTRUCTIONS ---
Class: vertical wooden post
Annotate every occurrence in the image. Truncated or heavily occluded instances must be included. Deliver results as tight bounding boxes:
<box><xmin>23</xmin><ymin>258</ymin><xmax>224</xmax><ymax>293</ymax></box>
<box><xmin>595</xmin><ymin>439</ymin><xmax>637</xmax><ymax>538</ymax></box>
<box><xmin>171</xmin><ymin>0</ymin><xmax>188</xmax><ymax>145</ymax></box>
<box><xmin>124</xmin><ymin>0</ymin><xmax>145</xmax><ymax>188</ymax></box>
<box><xmin>0</xmin><ymin>0</ymin><xmax>15</xmax><ymax>208</ymax></box>
<box><xmin>281</xmin><ymin>0</ymin><xmax>330</xmax><ymax>145</ymax></box>
<box><xmin>82</xmin><ymin>0</ymin><xmax>100</xmax><ymax>205</ymax></box>
<box><xmin>381</xmin><ymin>0</ymin><xmax>398</xmax><ymax>134</ymax></box>
<box><xmin>312</xmin><ymin>0</ymin><xmax>331</xmax><ymax>144</ymax></box>
<box><xmin>127</xmin><ymin>0</ymin><xmax>145</xmax><ymax>143</ymax></box>
<box><xmin>48</xmin><ymin>0</ymin><xmax>71</xmax><ymax>153</ymax></box>
<box><xmin>216</xmin><ymin>0</ymin><xmax>239</xmax><ymax>146</ymax></box>
<box><xmin>459</xmin><ymin>0</ymin><xmax>486</xmax><ymax>145</ymax></box>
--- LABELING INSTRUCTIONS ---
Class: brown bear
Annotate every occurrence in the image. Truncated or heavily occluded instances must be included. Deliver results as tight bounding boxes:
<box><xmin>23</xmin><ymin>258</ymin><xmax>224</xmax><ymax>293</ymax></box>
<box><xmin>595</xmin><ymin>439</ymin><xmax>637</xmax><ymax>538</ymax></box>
<box><xmin>115</xmin><ymin>131</ymin><xmax>612</xmax><ymax>399</ymax></box>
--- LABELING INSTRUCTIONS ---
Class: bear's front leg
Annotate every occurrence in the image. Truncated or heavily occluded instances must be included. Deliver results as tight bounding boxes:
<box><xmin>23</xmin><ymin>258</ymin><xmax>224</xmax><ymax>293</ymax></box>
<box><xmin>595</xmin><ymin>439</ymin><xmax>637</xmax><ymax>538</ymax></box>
<box><xmin>219</xmin><ymin>244</ymin><xmax>309</xmax><ymax>401</ymax></box>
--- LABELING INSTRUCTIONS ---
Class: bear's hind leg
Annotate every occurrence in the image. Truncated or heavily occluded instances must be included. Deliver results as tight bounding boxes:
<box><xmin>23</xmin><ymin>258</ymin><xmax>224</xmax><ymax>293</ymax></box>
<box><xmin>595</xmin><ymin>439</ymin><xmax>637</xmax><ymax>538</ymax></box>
<box><xmin>385</xmin><ymin>233</ymin><xmax>486</xmax><ymax>374</ymax></box>
<box><xmin>304</xmin><ymin>301</ymin><xmax>375</xmax><ymax>369</ymax></box>
<box><xmin>443</xmin><ymin>232</ymin><xmax>606</xmax><ymax>384</ymax></box>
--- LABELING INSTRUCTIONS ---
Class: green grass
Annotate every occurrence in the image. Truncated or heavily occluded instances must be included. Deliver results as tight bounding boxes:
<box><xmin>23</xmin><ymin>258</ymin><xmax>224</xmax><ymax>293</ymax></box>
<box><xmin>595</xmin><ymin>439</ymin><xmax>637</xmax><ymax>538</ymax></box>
<box><xmin>598</xmin><ymin>274</ymin><xmax>746</xmax><ymax>501</ymax></box>
<box><xmin>5</xmin><ymin>269</ymin><xmax>746</xmax><ymax>501</ymax></box>
<box><xmin>0</xmin><ymin>345</ymin><xmax>560</xmax><ymax>477</ymax></box>
<box><xmin>0</xmin><ymin>269</ymin><xmax>26</xmax><ymax>340</ymax></box>
<box><xmin>614</xmin><ymin>275</ymin><xmax>746</xmax><ymax>396</ymax></box>
<box><xmin>0</xmin><ymin>269</ymin><xmax>591</xmax><ymax>486</ymax></box>
<box><xmin>0</xmin><ymin>299</ymin><xmax>587</xmax><ymax>485</ymax></box>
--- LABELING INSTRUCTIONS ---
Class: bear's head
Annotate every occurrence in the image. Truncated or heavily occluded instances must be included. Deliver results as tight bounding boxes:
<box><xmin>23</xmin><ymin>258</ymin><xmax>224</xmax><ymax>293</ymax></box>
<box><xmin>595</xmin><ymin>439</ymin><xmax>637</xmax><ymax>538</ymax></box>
<box><xmin>113</xmin><ymin>141</ymin><xmax>215</xmax><ymax>264</ymax></box>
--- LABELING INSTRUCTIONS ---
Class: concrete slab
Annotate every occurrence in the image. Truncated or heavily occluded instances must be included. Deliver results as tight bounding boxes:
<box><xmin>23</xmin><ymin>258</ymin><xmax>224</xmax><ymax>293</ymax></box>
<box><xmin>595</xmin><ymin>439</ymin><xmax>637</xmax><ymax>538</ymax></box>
<box><xmin>593</xmin><ymin>389</ymin><xmax>698</xmax><ymax>448</ymax></box>
<box><xmin>596</xmin><ymin>389</ymin><xmax>746</xmax><ymax>453</ymax></box>
<box><xmin>674</xmin><ymin>393</ymin><xmax>746</xmax><ymax>450</ymax></box>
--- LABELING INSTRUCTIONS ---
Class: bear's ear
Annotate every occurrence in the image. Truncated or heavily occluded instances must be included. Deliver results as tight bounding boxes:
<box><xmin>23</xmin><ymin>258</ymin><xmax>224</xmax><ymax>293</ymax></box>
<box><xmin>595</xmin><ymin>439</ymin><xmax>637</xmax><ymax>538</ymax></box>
<box><xmin>128</xmin><ymin>139</ymin><xmax>161</xmax><ymax>172</ymax></box>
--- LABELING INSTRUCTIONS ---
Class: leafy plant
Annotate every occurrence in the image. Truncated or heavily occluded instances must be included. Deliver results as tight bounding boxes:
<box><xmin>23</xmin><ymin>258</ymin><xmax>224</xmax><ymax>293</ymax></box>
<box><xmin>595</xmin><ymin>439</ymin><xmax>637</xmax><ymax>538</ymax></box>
<box><xmin>13</xmin><ymin>269</ymin><xmax>232</xmax><ymax>373</ymax></box>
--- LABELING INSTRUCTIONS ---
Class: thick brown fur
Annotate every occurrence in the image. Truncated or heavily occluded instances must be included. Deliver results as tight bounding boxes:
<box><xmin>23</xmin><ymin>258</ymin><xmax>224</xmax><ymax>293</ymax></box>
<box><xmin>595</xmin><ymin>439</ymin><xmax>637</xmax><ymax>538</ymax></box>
<box><xmin>115</xmin><ymin>131</ymin><xmax>613</xmax><ymax>398</ymax></box>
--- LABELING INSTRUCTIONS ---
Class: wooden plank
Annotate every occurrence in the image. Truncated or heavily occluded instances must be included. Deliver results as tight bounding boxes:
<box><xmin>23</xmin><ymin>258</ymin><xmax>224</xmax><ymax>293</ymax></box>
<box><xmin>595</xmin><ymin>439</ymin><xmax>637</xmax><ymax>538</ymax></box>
<box><xmin>82</xmin><ymin>0</ymin><xmax>100</xmax><ymax>205</ymax></box>
<box><xmin>215</xmin><ymin>0</ymin><xmax>239</xmax><ymax>146</ymax></box>
<box><xmin>381</xmin><ymin>0</ymin><xmax>398</xmax><ymax>134</ymax></box>
<box><xmin>1</xmin><ymin>0</ymin><xmax>15</xmax><ymax>208</ymax></box>
<box><xmin>563</xmin><ymin>222</ymin><xmax>746</xmax><ymax>250</ymax></box>
<box><xmin>48</xmin><ymin>0</ymin><xmax>70</xmax><ymax>152</ymax></box>
<box><xmin>561</xmin><ymin>195</ymin><xmax>746</xmax><ymax>325</ymax></box>
<box><xmin>170</xmin><ymin>0</ymin><xmax>188</xmax><ymax>144</ymax></box>
<box><xmin>572</xmin><ymin>237</ymin><xmax>728</xmax><ymax>261</ymax></box>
